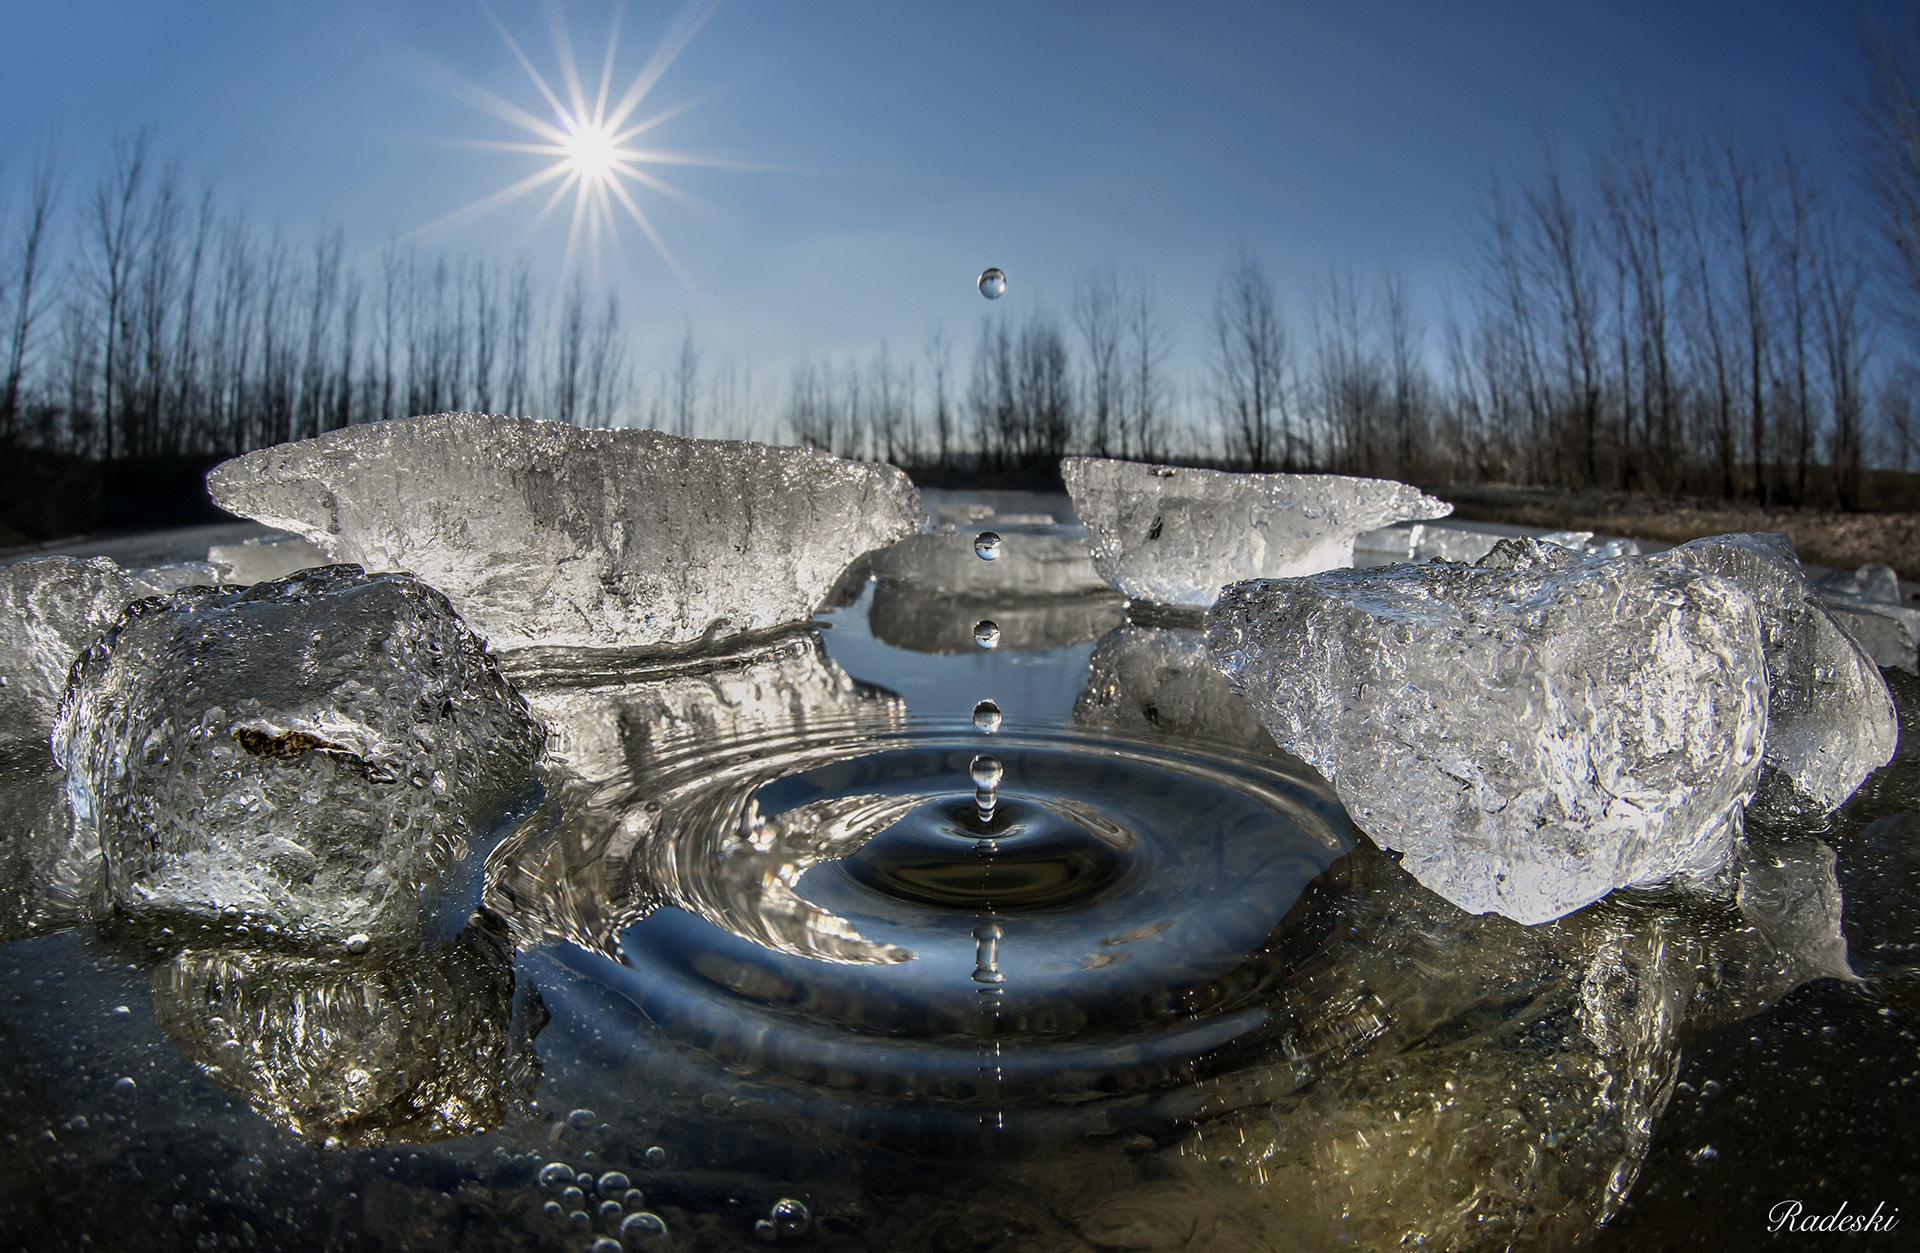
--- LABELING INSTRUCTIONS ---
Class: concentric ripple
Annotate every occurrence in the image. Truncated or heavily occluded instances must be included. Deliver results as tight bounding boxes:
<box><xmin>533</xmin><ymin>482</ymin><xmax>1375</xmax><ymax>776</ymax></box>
<box><xmin>503</xmin><ymin>702</ymin><xmax>1358</xmax><ymax>1145</ymax></box>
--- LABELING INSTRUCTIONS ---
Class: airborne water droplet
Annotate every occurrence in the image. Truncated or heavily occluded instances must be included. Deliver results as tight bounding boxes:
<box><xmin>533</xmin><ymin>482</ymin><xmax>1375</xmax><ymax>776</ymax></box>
<box><xmin>972</xmin><ymin>700</ymin><xmax>1002</xmax><ymax>733</ymax></box>
<box><xmin>973</xmin><ymin>620</ymin><xmax>1000</xmax><ymax>649</ymax></box>
<box><xmin>970</xmin><ymin>755</ymin><xmax>1004</xmax><ymax>791</ymax></box>
<box><xmin>973</xmin><ymin>531</ymin><xmax>1002</xmax><ymax>560</ymax></box>
<box><xmin>977</xmin><ymin>266</ymin><xmax>1007</xmax><ymax>299</ymax></box>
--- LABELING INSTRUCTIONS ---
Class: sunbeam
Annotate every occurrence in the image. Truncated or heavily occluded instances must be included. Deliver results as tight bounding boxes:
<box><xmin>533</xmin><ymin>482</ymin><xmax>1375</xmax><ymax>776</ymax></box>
<box><xmin>420</xmin><ymin>0</ymin><xmax>725</xmax><ymax>298</ymax></box>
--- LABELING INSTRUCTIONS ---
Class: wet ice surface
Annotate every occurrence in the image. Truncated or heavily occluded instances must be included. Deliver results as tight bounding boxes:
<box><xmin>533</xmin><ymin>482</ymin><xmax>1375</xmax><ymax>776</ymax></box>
<box><xmin>207</xmin><ymin>413</ymin><xmax>922</xmax><ymax>652</ymax></box>
<box><xmin>1063</xmin><ymin>456</ymin><xmax>1451</xmax><ymax>606</ymax></box>
<box><xmin>54</xmin><ymin>566</ymin><xmax>545</xmax><ymax>946</ymax></box>
<box><xmin>0</xmin><ymin>557</ymin><xmax>134</xmax><ymax>742</ymax></box>
<box><xmin>0</xmin><ymin>494</ymin><xmax>1916</xmax><ymax>1251</ymax></box>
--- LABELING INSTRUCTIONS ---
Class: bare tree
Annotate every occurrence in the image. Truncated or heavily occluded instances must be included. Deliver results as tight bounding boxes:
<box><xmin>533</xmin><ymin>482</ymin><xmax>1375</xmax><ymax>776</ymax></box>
<box><xmin>1</xmin><ymin>140</ymin><xmax>59</xmax><ymax>442</ymax></box>
<box><xmin>1072</xmin><ymin>266</ymin><xmax>1123</xmax><ymax>458</ymax></box>
<box><xmin>1125</xmin><ymin>276</ymin><xmax>1171</xmax><ymax>461</ymax></box>
<box><xmin>1209</xmin><ymin>248</ymin><xmax>1292</xmax><ymax>470</ymax></box>
<box><xmin>924</xmin><ymin>323</ymin><xmax>953</xmax><ymax>469</ymax></box>
<box><xmin>672</xmin><ymin>323</ymin><xmax>699</xmax><ymax>437</ymax></box>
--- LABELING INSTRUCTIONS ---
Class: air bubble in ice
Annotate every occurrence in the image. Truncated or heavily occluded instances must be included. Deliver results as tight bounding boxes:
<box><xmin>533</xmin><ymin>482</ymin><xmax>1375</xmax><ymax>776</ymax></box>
<box><xmin>972</xmin><ymin>700</ymin><xmax>1003</xmax><ymax>733</ymax></box>
<box><xmin>543</xmin><ymin>1200</ymin><xmax>563</xmax><ymax>1220</ymax></box>
<box><xmin>597</xmin><ymin>1171</ymin><xmax>630</xmax><ymax>1195</ymax></box>
<box><xmin>343</xmin><ymin>933</ymin><xmax>371</xmax><ymax>955</ymax></box>
<box><xmin>978</xmin><ymin>266</ymin><xmax>1007</xmax><ymax>299</ymax></box>
<box><xmin>598</xmin><ymin>1200</ymin><xmax>623</xmax><ymax>1221</ymax></box>
<box><xmin>973</xmin><ymin>620</ymin><xmax>1001</xmax><ymax>649</ymax></box>
<box><xmin>770</xmin><ymin>1198</ymin><xmax>810</xmax><ymax>1235</ymax></box>
<box><xmin>567</xmin><ymin>1107</ymin><xmax>596</xmax><ymax>1130</ymax></box>
<box><xmin>643</xmin><ymin>1145</ymin><xmax>667</xmax><ymax>1166</ymax></box>
<box><xmin>589</xmin><ymin>1240</ymin><xmax>620</xmax><ymax>1253</ymax></box>
<box><xmin>623</xmin><ymin>1189</ymin><xmax>646</xmax><ymax>1208</ymax></box>
<box><xmin>539</xmin><ymin>1162</ymin><xmax>573</xmax><ymax>1189</ymax></box>
<box><xmin>621</xmin><ymin>1211</ymin><xmax>669</xmax><ymax>1241</ymax></box>
<box><xmin>112</xmin><ymin>1077</ymin><xmax>136</xmax><ymax>1096</ymax></box>
<box><xmin>567</xmin><ymin>1210</ymin><xmax>591</xmax><ymax>1231</ymax></box>
<box><xmin>974</xmin><ymin>531</ymin><xmax>1002</xmax><ymax>561</ymax></box>
<box><xmin>562</xmin><ymin>1186</ymin><xmax>585</xmax><ymax>1207</ymax></box>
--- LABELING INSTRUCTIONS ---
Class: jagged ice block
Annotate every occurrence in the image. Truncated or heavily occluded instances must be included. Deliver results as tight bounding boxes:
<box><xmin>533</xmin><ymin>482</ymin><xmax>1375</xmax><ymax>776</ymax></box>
<box><xmin>53</xmin><ymin>566</ymin><xmax>545</xmax><ymax>945</ymax></box>
<box><xmin>1206</xmin><ymin>539</ymin><xmax>1773</xmax><ymax>923</ymax></box>
<box><xmin>206</xmin><ymin>413</ymin><xmax>922</xmax><ymax>652</ymax></box>
<box><xmin>0</xmin><ymin>557</ymin><xmax>134</xmax><ymax>742</ymax></box>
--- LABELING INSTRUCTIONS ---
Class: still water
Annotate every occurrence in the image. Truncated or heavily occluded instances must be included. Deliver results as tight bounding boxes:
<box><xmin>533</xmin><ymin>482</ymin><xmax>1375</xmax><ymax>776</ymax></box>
<box><xmin>0</xmin><ymin>504</ymin><xmax>1915</xmax><ymax>1250</ymax></box>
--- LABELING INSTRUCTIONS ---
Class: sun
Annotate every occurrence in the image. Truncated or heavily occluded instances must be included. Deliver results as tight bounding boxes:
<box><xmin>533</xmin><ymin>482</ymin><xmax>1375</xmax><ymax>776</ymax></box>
<box><xmin>416</xmin><ymin>0</ymin><xmax>746</xmax><ymax>298</ymax></box>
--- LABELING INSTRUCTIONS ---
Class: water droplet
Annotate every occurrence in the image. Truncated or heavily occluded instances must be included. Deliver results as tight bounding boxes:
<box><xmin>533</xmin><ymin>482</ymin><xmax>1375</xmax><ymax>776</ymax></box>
<box><xmin>973</xmin><ymin>531</ymin><xmax>1002</xmax><ymax>561</ymax></box>
<box><xmin>972</xmin><ymin>700</ymin><xmax>1002</xmax><ymax>733</ymax></box>
<box><xmin>538</xmin><ymin>1162</ymin><xmax>573</xmax><ymax>1189</ymax></box>
<box><xmin>562</xmin><ymin>1186</ymin><xmax>586</xmax><ymax>1208</ymax></box>
<box><xmin>567</xmin><ymin>1107</ymin><xmax>596</xmax><ymax>1131</ymax></box>
<box><xmin>970</xmin><ymin>755</ymin><xmax>1005</xmax><ymax>791</ymax></box>
<box><xmin>589</xmin><ymin>1240</ymin><xmax>621</xmax><ymax>1253</ymax></box>
<box><xmin>973</xmin><ymin>620</ymin><xmax>1000</xmax><ymax>649</ymax></box>
<box><xmin>972</xmin><ymin>922</ymin><xmax>1005</xmax><ymax>984</ymax></box>
<box><xmin>643</xmin><ymin>1145</ymin><xmax>667</xmax><ymax>1167</ymax></box>
<box><xmin>598</xmin><ymin>1199</ymin><xmax>624</xmax><ymax>1221</ymax></box>
<box><xmin>977</xmin><ymin>266</ymin><xmax>1007</xmax><ymax>299</ymax></box>
<box><xmin>112</xmin><ymin>1077</ymin><xmax>136</xmax><ymax>1096</ymax></box>
<box><xmin>597</xmin><ymin>1171</ymin><xmax>630</xmax><ymax>1195</ymax></box>
<box><xmin>621</xmin><ymin>1211</ymin><xmax>669</xmax><ymax>1241</ymax></box>
<box><xmin>771</xmin><ymin>1198</ymin><xmax>810</xmax><ymax>1235</ymax></box>
<box><xmin>343</xmin><ymin>933</ymin><xmax>371</xmax><ymax>955</ymax></box>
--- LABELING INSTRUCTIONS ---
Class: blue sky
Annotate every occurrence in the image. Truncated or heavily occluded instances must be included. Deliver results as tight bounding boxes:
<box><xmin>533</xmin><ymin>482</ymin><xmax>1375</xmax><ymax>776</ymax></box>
<box><xmin>0</xmin><ymin>1</ymin><xmax>1893</xmax><ymax>387</ymax></box>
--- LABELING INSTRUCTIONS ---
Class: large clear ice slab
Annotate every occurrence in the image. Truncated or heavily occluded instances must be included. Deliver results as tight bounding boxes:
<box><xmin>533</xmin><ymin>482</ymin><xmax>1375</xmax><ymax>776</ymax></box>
<box><xmin>1061</xmin><ymin>456</ymin><xmax>1451</xmax><ymax>607</ymax></box>
<box><xmin>53</xmin><ymin>567</ymin><xmax>545</xmax><ymax>945</ymax></box>
<box><xmin>1660</xmin><ymin>533</ymin><xmax>1897</xmax><ymax>810</ymax></box>
<box><xmin>1206</xmin><ymin>539</ymin><xmax>1773</xmax><ymax>923</ymax></box>
<box><xmin>206</xmin><ymin>413</ymin><xmax>922</xmax><ymax>652</ymax></box>
<box><xmin>0</xmin><ymin>557</ymin><xmax>133</xmax><ymax>742</ymax></box>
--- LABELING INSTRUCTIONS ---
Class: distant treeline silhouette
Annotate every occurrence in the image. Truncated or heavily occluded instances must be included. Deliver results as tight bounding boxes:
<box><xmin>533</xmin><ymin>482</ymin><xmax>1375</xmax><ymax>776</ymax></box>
<box><xmin>9</xmin><ymin>18</ymin><xmax>1920</xmax><ymax>535</ymax></box>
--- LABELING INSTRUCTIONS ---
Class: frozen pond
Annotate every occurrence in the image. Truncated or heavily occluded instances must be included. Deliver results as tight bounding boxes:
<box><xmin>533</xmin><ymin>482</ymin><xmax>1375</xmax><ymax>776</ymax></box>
<box><xmin>0</xmin><ymin>489</ymin><xmax>1915</xmax><ymax>1250</ymax></box>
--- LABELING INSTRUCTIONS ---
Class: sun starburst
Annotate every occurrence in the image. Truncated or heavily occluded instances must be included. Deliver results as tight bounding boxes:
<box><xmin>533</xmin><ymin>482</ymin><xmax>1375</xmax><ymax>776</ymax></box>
<box><xmin>416</xmin><ymin>0</ymin><xmax>748</xmax><ymax>299</ymax></box>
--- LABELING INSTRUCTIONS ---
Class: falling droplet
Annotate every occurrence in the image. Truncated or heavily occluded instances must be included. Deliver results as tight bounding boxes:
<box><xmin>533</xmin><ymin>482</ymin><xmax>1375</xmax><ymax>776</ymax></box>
<box><xmin>971</xmin><ymin>753</ymin><xmax>1004</xmax><ymax>823</ymax></box>
<box><xmin>972</xmin><ymin>700</ymin><xmax>1002</xmax><ymax>733</ymax></box>
<box><xmin>978</xmin><ymin>266</ymin><xmax>1007</xmax><ymax>299</ymax></box>
<box><xmin>973</xmin><ymin>531</ymin><xmax>1002</xmax><ymax>560</ymax></box>
<box><xmin>972</xmin><ymin>922</ymin><xmax>1006</xmax><ymax>984</ymax></box>
<box><xmin>973</xmin><ymin>620</ymin><xmax>1000</xmax><ymax>649</ymax></box>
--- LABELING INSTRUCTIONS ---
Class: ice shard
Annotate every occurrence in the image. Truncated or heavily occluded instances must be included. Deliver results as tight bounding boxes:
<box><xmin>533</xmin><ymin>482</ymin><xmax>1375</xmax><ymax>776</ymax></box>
<box><xmin>205</xmin><ymin>413</ymin><xmax>922</xmax><ymax>652</ymax></box>
<box><xmin>1659</xmin><ymin>533</ymin><xmax>1897</xmax><ymax>809</ymax></box>
<box><xmin>54</xmin><ymin>566</ymin><xmax>545</xmax><ymax>945</ymax></box>
<box><xmin>1062</xmin><ymin>457</ymin><xmax>1452</xmax><ymax>606</ymax></box>
<box><xmin>1353</xmin><ymin>519</ymin><xmax>1598</xmax><ymax>567</ymax></box>
<box><xmin>1812</xmin><ymin>561</ymin><xmax>1920</xmax><ymax>673</ymax></box>
<box><xmin>1206</xmin><ymin>540</ymin><xmax>1772</xmax><ymax>923</ymax></box>
<box><xmin>0</xmin><ymin>556</ymin><xmax>133</xmax><ymax>742</ymax></box>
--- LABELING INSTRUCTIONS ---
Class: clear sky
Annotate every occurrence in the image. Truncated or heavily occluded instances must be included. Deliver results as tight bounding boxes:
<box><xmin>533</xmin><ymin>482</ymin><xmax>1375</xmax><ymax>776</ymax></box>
<box><xmin>0</xmin><ymin>1</ymin><xmax>1896</xmax><ymax>386</ymax></box>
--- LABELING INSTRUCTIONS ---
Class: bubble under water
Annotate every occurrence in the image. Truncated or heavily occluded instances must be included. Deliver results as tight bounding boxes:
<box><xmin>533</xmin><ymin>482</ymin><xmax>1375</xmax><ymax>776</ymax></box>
<box><xmin>977</xmin><ymin>267</ymin><xmax>1007</xmax><ymax>299</ymax></box>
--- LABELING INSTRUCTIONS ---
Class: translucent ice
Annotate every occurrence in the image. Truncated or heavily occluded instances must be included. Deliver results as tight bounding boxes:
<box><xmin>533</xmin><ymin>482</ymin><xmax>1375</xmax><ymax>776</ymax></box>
<box><xmin>1353</xmin><ymin>519</ymin><xmax>1601</xmax><ymax>567</ymax></box>
<box><xmin>1812</xmin><ymin>561</ymin><xmax>1919</xmax><ymax>672</ymax></box>
<box><xmin>206</xmin><ymin>413</ymin><xmax>922</xmax><ymax>653</ymax></box>
<box><xmin>0</xmin><ymin>557</ymin><xmax>133</xmax><ymax>742</ymax></box>
<box><xmin>1206</xmin><ymin>541</ymin><xmax>1772</xmax><ymax>923</ymax></box>
<box><xmin>53</xmin><ymin>566</ymin><xmax>545</xmax><ymax>944</ymax></box>
<box><xmin>1061</xmin><ymin>457</ymin><xmax>1451</xmax><ymax>606</ymax></box>
<box><xmin>1659</xmin><ymin>533</ymin><xmax>1897</xmax><ymax>809</ymax></box>
<box><xmin>0</xmin><ymin>744</ymin><xmax>99</xmax><ymax>939</ymax></box>
<box><xmin>206</xmin><ymin>532</ymin><xmax>328</xmax><ymax>586</ymax></box>
<box><xmin>149</xmin><ymin>926</ymin><xmax>532</xmax><ymax>1146</ymax></box>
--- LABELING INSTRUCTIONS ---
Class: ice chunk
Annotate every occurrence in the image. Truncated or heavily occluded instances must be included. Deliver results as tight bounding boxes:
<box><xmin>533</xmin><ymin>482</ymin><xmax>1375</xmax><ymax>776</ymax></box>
<box><xmin>207</xmin><ymin>532</ymin><xmax>328</xmax><ymax>586</ymax></box>
<box><xmin>1206</xmin><ymin>542</ymin><xmax>1771</xmax><ymax>923</ymax></box>
<box><xmin>1072</xmin><ymin>623</ymin><xmax>1287</xmax><ymax>761</ymax></box>
<box><xmin>1062</xmin><ymin>457</ymin><xmax>1451</xmax><ymax>607</ymax></box>
<box><xmin>1815</xmin><ymin>561</ymin><xmax>1903</xmax><ymax>604</ymax></box>
<box><xmin>1659</xmin><ymin>533</ymin><xmax>1896</xmax><ymax>809</ymax></box>
<box><xmin>54</xmin><ymin>566</ymin><xmax>545</xmax><ymax>945</ymax></box>
<box><xmin>0</xmin><ymin>557</ymin><xmax>134</xmax><ymax>742</ymax></box>
<box><xmin>149</xmin><ymin>927</ymin><xmax>531</xmax><ymax>1146</ymax></box>
<box><xmin>1808</xmin><ymin>561</ymin><xmax>1919</xmax><ymax>672</ymax></box>
<box><xmin>206</xmin><ymin>413</ymin><xmax>922</xmax><ymax>652</ymax></box>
